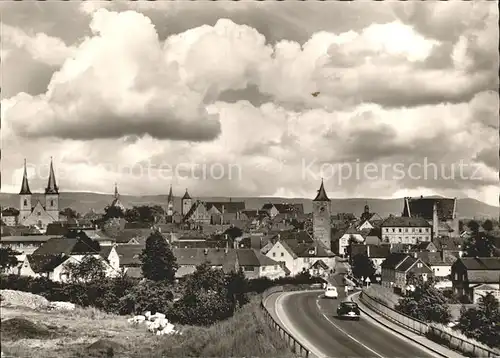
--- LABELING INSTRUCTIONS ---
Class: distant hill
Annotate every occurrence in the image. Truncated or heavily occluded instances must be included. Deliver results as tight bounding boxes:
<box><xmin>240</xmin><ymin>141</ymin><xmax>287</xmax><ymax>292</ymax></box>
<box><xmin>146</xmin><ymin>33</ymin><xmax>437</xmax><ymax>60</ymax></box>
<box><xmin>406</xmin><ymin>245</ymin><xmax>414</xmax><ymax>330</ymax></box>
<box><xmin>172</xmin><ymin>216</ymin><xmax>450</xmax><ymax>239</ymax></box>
<box><xmin>1</xmin><ymin>192</ymin><xmax>497</xmax><ymax>220</ymax></box>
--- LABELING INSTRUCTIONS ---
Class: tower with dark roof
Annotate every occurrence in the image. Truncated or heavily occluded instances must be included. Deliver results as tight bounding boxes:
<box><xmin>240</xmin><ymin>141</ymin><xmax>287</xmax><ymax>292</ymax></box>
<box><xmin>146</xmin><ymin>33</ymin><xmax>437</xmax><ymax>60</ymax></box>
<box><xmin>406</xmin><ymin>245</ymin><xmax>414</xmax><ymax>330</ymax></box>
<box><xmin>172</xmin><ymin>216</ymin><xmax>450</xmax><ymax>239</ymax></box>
<box><xmin>45</xmin><ymin>157</ymin><xmax>60</xmax><ymax>221</ymax></box>
<box><xmin>312</xmin><ymin>179</ymin><xmax>331</xmax><ymax>251</ymax></box>
<box><xmin>19</xmin><ymin>159</ymin><xmax>32</xmax><ymax>221</ymax></box>
<box><xmin>181</xmin><ymin>189</ymin><xmax>192</xmax><ymax>217</ymax></box>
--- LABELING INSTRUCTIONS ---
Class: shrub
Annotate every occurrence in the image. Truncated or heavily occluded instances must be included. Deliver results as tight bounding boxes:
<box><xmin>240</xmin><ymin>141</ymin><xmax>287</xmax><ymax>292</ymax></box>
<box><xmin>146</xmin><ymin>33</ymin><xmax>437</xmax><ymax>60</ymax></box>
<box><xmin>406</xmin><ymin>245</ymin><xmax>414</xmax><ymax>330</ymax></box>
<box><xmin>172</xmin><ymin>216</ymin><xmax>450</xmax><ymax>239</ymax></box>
<box><xmin>119</xmin><ymin>279</ymin><xmax>174</xmax><ymax>315</ymax></box>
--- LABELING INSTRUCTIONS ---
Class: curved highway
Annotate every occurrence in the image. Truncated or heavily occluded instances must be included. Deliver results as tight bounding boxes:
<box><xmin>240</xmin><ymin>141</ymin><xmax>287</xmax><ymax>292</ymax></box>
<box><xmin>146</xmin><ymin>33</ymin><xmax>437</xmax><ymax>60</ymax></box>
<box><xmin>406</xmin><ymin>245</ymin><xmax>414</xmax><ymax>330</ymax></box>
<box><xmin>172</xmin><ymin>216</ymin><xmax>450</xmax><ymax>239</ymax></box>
<box><xmin>277</xmin><ymin>276</ymin><xmax>436</xmax><ymax>358</ymax></box>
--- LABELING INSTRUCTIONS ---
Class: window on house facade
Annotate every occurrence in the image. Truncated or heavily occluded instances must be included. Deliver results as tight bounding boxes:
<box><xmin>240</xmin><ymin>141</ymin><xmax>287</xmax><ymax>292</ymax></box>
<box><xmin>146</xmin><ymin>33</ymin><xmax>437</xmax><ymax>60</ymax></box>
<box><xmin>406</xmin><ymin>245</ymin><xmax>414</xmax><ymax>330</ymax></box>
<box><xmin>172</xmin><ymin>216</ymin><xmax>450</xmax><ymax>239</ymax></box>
<box><xmin>425</xmin><ymin>228</ymin><xmax>429</xmax><ymax>232</ymax></box>
<box><xmin>404</xmin><ymin>228</ymin><xmax>408</xmax><ymax>232</ymax></box>
<box><xmin>262</xmin><ymin>266</ymin><xmax>266</xmax><ymax>271</ymax></box>
<box><xmin>281</xmin><ymin>252</ymin><xmax>284</xmax><ymax>257</ymax></box>
<box><xmin>419</xmin><ymin>228</ymin><xmax>422</xmax><ymax>233</ymax></box>
<box><xmin>23</xmin><ymin>199</ymin><xmax>27</xmax><ymax>206</ymax></box>
<box><xmin>398</xmin><ymin>228</ymin><xmax>402</xmax><ymax>233</ymax></box>
<box><xmin>417</xmin><ymin>263</ymin><xmax>422</xmax><ymax>268</ymax></box>
<box><xmin>304</xmin><ymin>257</ymin><xmax>310</xmax><ymax>263</ymax></box>
<box><xmin>272</xmin><ymin>252</ymin><xmax>276</xmax><ymax>257</ymax></box>
<box><xmin>37</xmin><ymin>212</ymin><xmax>41</xmax><ymax>216</ymax></box>
<box><xmin>392</xmin><ymin>228</ymin><xmax>395</xmax><ymax>232</ymax></box>
<box><xmin>51</xmin><ymin>200</ymin><xmax>54</xmax><ymax>206</ymax></box>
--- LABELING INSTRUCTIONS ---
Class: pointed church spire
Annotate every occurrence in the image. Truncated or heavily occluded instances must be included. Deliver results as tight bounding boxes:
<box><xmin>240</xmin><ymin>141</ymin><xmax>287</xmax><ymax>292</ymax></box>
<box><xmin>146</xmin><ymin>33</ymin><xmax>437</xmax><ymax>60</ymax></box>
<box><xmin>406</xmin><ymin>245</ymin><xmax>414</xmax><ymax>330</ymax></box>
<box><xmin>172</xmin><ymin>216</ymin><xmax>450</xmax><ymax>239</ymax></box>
<box><xmin>313</xmin><ymin>178</ymin><xmax>330</xmax><ymax>202</ymax></box>
<box><xmin>114</xmin><ymin>183</ymin><xmax>119</xmax><ymax>200</ymax></box>
<box><xmin>45</xmin><ymin>157</ymin><xmax>59</xmax><ymax>194</ymax></box>
<box><xmin>19</xmin><ymin>159</ymin><xmax>32</xmax><ymax>195</ymax></box>
<box><xmin>182</xmin><ymin>188</ymin><xmax>191</xmax><ymax>200</ymax></box>
<box><xmin>167</xmin><ymin>184</ymin><xmax>173</xmax><ymax>203</ymax></box>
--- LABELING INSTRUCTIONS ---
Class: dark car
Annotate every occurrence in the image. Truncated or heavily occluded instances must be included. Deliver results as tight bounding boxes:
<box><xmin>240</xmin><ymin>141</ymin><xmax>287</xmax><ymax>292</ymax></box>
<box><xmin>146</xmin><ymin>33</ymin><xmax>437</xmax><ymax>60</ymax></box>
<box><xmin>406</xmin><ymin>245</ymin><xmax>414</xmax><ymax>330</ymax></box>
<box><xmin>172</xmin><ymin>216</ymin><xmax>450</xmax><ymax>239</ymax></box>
<box><xmin>336</xmin><ymin>301</ymin><xmax>360</xmax><ymax>320</ymax></box>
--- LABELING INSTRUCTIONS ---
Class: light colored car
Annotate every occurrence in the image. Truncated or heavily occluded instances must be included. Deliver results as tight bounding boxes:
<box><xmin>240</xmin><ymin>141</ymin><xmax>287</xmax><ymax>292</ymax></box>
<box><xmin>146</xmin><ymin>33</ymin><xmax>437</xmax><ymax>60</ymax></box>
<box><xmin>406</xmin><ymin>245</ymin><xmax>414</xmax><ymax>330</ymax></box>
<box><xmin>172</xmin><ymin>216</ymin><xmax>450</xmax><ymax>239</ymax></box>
<box><xmin>324</xmin><ymin>286</ymin><xmax>338</xmax><ymax>299</ymax></box>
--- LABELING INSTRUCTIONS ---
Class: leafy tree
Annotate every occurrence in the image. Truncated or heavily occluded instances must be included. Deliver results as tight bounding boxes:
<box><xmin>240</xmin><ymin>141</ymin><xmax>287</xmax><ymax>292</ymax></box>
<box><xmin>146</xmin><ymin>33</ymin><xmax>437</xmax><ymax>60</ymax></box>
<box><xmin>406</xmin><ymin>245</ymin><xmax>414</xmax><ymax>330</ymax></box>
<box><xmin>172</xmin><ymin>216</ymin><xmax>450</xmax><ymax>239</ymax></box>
<box><xmin>120</xmin><ymin>280</ymin><xmax>174</xmax><ymax>315</ymax></box>
<box><xmin>468</xmin><ymin>220</ymin><xmax>480</xmax><ymax>233</ymax></box>
<box><xmin>456</xmin><ymin>293</ymin><xmax>500</xmax><ymax>348</ymax></box>
<box><xmin>140</xmin><ymin>230</ymin><xmax>178</xmax><ymax>282</ymax></box>
<box><xmin>103</xmin><ymin>205</ymin><xmax>124</xmax><ymax>219</ymax></box>
<box><xmin>463</xmin><ymin>233</ymin><xmax>495</xmax><ymax>257</ymax></box>
<box><xmin>124</xmin><ymin>207</ymin><xmax>141</xmax><ymax>223</ymax></box>
<box><xmin>225</xmin><ymin>267</ymin><xmax>249</xmax><ymax>309</ymax></box>
<box><xmin>482</xmin><ymin>219</ymin><xmax>494</xmax><ymax>232</ymax></box>
<box><xmin>59</xmin><ymin>207</ymin><xmax>79</xmax><ymax>219</ymax></box>
<box><xmin>171</xmin><ymin>264</ymin><xmax>234</xmax><ymax>325</ymax></box>
<box><xmin>64</xmin><ymin>255</ymin><xmax>106</xmax><ymax>283</ymax></box>
<box><xmin>0</xmin><ymin>248</ymin><xmax>20</xmax><ymax>272</ymax></box>
<box><xmin>351</xmin><ymin>253</ymin><xmax>376</xmax><ymax>281</ymax></box>
<box><xmin>395</xmin><ymin>275</ymin><xmax>451</xmax><ymax>324</ymax></box>
<box><xmin>224</xmin><ymin>226</ymin><xmax>243</xmax><ymax>240</ymax></box>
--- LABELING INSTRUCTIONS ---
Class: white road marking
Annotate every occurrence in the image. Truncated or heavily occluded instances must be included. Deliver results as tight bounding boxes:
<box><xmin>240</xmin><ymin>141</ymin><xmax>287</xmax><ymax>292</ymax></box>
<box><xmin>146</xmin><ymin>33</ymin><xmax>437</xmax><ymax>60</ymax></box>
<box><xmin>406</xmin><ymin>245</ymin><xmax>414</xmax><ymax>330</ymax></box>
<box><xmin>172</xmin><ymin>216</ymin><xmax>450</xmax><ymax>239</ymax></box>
<box><xmin>275</xmin><ymin>292</ymin><xmax>326</xmax><ymax>358</ymax></box>
<box><xmin>315</xmin><ymin>295</ymin><xmax>386</xmax><ymax>358</ymax></box>
<box><xmin>349</xmin><ymin>292</ymin><xmax>441</xmax><ymax>358</ymax></box>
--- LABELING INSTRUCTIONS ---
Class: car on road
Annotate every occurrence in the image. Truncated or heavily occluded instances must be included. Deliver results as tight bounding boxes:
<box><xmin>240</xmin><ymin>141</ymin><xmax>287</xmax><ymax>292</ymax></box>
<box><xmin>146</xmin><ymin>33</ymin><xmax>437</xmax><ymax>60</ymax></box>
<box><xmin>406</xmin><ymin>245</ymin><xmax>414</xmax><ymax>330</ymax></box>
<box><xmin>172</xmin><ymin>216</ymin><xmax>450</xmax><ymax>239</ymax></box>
<box><xmin>337</xmin><ymin>301</ymin><xmax>361</xmax><ymax>320</ymax></box>
<box><xmin>324</xmin><ymin>286</ymin><xmax>338</xmax><ymax>299</ymax></box>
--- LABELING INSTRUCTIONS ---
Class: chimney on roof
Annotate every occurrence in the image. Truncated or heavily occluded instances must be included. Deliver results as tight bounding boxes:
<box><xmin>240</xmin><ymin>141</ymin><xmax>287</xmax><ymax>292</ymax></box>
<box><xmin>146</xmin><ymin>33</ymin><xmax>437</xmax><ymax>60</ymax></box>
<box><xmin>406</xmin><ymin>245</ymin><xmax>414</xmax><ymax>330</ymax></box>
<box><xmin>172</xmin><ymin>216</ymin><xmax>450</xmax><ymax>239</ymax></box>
<box><xmin>204</xmin><ymin>248</ymin><xmax>208</xmax><ymax>255</ymax></box>
<box><xmin>222</xmin><ymin>205</ymin><xmax>225</xmax><ymax>214</ymax></box>
<box><xmin>421</xmin><ymin>195</ymin><xmax>423</xmax><ymax>198</ymax></box>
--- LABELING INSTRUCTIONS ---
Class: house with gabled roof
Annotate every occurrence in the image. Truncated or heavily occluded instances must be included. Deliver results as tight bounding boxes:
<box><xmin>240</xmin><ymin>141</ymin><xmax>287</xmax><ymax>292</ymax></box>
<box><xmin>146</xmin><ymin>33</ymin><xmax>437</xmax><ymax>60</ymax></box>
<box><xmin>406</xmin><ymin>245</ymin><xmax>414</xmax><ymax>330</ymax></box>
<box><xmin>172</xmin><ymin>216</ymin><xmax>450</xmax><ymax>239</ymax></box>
<box><xmin>380</xmin><ymin>216</ymin><xmax>432</xmax><ymax>245</ymax></box>
<box><xmin>183</xmin><ymin>200</ymin><xmax>211</xmax><ymax>226</ymax></box>
<box><xmin>351</xmin><ymin>244</ymin><xmax>391</xmax><ymax>274</ymax></box>
<box><xmin>381</xmin><ymin>252</ymin><xmax>433</xmax><ymax>292</ymax></box>
<box><xmin>413</xmin><ymin>251</ymin><xmax>457</xmax><ymax>278</ymax></box>
<box><xmin>338</xmin><ymin>227</ymin><xmax>366</xmax><ymax>256</ymax></box>
<box><xmin>264</xmin><ymin>235</ymin><xmax>335</xmax><ymax>276</ymax></box>
<box><xmin>451</xmin><ymin>257</ymin><xmax>500</xmax><ymax>303</ymax></box>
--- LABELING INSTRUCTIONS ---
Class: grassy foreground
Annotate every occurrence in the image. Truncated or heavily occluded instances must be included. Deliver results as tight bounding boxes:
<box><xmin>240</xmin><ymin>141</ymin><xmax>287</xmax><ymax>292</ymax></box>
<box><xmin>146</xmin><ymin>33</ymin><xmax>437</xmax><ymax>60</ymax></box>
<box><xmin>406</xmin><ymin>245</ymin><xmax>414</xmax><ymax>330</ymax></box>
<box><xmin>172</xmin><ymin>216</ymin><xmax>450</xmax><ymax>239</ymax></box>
<box><xmin>1</xmin><ymin>296</ymin><xmax>296</xmax><ymax>358</ymax></box>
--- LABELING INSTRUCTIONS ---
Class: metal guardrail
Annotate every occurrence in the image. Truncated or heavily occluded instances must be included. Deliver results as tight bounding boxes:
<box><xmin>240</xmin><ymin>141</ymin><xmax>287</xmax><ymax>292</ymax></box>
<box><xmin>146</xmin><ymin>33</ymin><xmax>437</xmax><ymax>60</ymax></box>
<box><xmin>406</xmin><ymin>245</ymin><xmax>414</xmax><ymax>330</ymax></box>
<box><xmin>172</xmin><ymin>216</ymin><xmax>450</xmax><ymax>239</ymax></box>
<box><xmin>261</xmin><ymin>285</ymin><xmax>317</xmax><ymax>358</ymax></box>
<box><xmin>360</xmin><ymin>290</ymin><xmax>499</xmax><ymax>358</ymax></box>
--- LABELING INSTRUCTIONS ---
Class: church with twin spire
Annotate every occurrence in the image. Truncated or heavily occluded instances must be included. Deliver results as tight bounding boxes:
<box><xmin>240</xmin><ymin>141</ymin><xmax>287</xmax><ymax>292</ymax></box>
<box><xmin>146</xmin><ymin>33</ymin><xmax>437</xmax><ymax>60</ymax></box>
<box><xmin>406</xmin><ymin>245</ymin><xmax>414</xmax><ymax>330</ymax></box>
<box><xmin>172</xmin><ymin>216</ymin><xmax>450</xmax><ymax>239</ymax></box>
<box><xmin>18</xmin><ymin>158</ymin><xmax>60</xmax><ymax>231</ymax></box>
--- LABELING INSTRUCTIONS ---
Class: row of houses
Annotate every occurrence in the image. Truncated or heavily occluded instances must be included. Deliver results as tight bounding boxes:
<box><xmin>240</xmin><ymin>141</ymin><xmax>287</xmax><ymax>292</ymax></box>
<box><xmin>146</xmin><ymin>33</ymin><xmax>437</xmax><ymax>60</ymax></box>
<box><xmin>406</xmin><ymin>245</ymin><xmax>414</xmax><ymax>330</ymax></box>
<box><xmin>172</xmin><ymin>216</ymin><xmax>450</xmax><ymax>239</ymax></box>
<box><xmin>3</xmin><ymin>225</ymin><xmax>337</xmax><ymax>282</ymax></box>
<box><xmin>380</xmin><ymin>253</ymin><xmax>500</xmax><ymax>304</ymax></box>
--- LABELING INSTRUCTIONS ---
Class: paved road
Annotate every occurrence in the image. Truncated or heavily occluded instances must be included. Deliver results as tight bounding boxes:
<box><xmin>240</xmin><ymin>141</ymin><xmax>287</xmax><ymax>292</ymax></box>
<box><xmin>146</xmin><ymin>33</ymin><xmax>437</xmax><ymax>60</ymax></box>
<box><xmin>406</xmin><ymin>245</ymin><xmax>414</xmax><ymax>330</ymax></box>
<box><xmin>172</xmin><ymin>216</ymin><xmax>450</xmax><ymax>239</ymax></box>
<box><xmin>279</xmin><ymin>276</ymin><xmax>436</xmax><ymax>358</ymax></box>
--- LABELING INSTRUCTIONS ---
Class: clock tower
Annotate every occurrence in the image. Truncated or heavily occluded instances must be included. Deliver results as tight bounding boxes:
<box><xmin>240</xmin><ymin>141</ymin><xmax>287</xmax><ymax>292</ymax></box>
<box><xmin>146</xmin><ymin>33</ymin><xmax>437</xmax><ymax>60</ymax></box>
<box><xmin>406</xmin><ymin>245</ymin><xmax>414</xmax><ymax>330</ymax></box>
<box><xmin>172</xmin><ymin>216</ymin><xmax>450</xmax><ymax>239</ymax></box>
<box><xmin>312</xmin><ymin>179</ymin><xmax>331</xmax><ymax>251</ymax></box>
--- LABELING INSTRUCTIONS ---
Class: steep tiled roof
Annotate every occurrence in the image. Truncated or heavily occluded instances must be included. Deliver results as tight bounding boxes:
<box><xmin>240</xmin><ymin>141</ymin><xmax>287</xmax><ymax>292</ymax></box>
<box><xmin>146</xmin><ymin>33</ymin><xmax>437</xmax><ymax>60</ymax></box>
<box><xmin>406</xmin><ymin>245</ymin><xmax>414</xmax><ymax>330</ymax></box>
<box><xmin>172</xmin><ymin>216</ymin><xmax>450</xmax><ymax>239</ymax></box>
<box><xmin>28</xmin><ymin>254</ymin><xmax>67</xmax><ymax>273</ymax></box>
<box><xmin>236</xmin><ymin>249</ymin><xmax>278</xmax><ymax>266</ymax></box>
<box><xmin>173</xmin><ymin>248</ymin><xmax>238</xmax><ymax>273</ymax></box>
<box><xmin>381</xmin><ymin>216</ymin><xmax>431</xmax><ymax>228</ymax></box>
<box><xmin>0</xmin><ymin>235</ymin><xmax>51</xmax><ymax>243</ymax></box>
<box><xmin>206</xmin><ymin>202</ymin><xmax>245</xmax><ymax>214</ymax></box>
<box><xmin>381</xmin><ymin>253</ymin><xmax>410</xmax><ymax>269</ymax></box>
<box><xmin>115</xmin><ymin>244</ymin><xmax>144</xmax><ymax>266</ymax></box>
<box><xmin>468</xmin><ymin>271</ymin><xmax>500</xmax><ymax>284</ymax></box>
<box><xmin>415</xmin><ymin>252</ymin><xmax>457</xmax><ymax>265</ymax></box>
<box><xmin>311</xmin><ymin>260</ymin><xmax>329</xmax><ymax>270</ymax></box>
<box><xmin>32</xmin><ymin>238</ymin><xmax>95</xmax><ymax>255</ymax></box>
<box><xmin>99</xmin><ymin>246</ymin><xmax>113</xmax><ymax>260</ymax></box>
<box><xmin>460</xmin><ymin>257</ymin><xmax>500</xmax><ymax>270</ymax></box>
<box><xmin>397</xmin><ymin>256</ymin><xmax>418</xmax><ymax>272</ymax></box>
<box><xmin>403</xmin><ymin>197</ymin><xmax>456</xmax><ymax>220</ymax></box>
<box><xmin>287</xmin><ymin>241</ymin><xmax>334</xmax><ymax>258</ymax></box>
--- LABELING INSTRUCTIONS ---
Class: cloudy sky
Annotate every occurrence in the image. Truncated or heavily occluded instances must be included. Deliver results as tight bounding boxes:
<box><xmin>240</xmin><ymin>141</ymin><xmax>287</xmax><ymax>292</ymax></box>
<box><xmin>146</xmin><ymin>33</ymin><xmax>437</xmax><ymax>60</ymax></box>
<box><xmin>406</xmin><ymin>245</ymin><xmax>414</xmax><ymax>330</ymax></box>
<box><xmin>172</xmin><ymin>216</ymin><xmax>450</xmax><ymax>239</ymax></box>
<box><xmin>1</xmin><ymin>1</ymin><xmax>498</xmax><ymax>205</ymax></box>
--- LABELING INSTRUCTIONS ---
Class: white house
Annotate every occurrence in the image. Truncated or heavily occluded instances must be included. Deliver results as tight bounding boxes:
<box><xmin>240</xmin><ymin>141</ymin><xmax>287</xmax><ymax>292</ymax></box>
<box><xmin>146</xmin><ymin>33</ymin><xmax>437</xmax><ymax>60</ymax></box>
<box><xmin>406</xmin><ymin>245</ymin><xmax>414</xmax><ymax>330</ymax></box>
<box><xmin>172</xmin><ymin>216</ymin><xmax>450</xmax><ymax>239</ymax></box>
<box><xmin>19</xmin><ymin>248</ymin><xmax>120</xmax><ymax>282</ymax></box>
<box><xmin>265</xmin><ymin>239</ymin><xmax>335</xmax><ymax>276</ymax></box>
<box><xmin>414</xmin><ymin>251</ymin><xmax>457</xmax><ymax>278</ymax></box>
<box><xmin>338</xmin><ymin>228</ymin><xmax>366</xmax><ymax>256</ymax></box>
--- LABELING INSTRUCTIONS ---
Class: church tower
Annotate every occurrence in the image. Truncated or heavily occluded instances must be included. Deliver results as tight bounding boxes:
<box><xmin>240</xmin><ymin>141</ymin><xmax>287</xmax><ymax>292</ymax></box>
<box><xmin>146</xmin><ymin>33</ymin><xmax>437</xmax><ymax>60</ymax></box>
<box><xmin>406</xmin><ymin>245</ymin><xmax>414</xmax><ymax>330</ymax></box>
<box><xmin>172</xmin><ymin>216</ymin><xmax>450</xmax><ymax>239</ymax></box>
<box><xmin>167</xmin><ymin>185</ymin><xmax>174</xmax><ymax>216</ymax></box>
<box><xmin>312</xmin><ymin>179</ymin><xmax>331</xmax><ymax>251</ymax></box>
<box><xmin>181</xmin><ymin>189</ymin><xmax>192</xmax><ymax>217</ymax></box>
<box><xmin>360</xmin><ymin>202</ymin><xmax>371</xmax><ymax>223</ymax></box>
<box><xmin>19</xmin><ymin>159</ymin><xmax>32</xmax><ymax>222</ymax></box>
<box><xmin>45</xmin><ymin>157</ymin><xmax>60</xmax><ymax>221</ymax></box>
